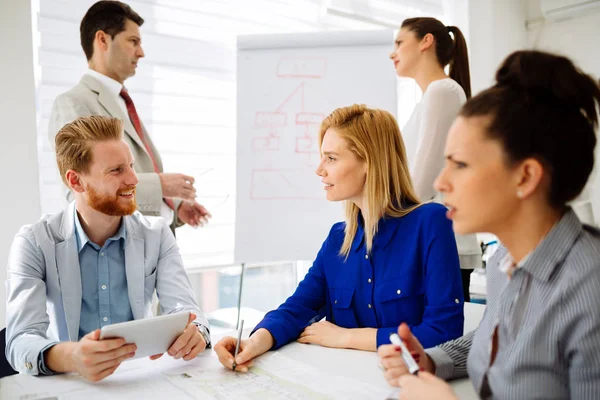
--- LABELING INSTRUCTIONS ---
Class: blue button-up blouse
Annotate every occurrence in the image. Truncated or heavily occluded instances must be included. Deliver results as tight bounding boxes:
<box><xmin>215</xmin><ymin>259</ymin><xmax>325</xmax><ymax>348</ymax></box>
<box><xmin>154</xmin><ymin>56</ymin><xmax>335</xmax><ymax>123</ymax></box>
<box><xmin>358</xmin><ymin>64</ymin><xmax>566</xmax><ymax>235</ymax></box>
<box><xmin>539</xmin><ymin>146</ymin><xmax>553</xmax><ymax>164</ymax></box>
<box><xmin>254</xmin><ymin>203</ymin><xmax>464</xmax><ymax>349</ymax></box>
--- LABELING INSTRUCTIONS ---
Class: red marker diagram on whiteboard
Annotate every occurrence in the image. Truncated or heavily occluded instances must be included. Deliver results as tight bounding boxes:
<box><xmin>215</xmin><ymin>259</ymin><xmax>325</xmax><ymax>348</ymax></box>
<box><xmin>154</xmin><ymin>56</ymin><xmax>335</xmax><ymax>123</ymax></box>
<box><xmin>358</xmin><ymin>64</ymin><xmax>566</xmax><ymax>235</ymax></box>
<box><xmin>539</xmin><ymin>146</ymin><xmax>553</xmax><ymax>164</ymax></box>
<box><xmin>250</xmin><ymin>57</ymin><xmax>327</xmax><ymax>200</ymax></box>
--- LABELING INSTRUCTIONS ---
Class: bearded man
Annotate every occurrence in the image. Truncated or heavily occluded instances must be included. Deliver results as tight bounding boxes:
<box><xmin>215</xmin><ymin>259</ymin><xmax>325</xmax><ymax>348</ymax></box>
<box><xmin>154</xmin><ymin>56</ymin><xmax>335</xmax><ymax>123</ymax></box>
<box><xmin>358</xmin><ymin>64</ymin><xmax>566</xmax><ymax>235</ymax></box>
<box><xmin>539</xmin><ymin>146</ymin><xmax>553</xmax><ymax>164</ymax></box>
<box><xmin>5</xmin><ymin>116</ymin><xmax>210</xmax><ymax>382</ymax></box>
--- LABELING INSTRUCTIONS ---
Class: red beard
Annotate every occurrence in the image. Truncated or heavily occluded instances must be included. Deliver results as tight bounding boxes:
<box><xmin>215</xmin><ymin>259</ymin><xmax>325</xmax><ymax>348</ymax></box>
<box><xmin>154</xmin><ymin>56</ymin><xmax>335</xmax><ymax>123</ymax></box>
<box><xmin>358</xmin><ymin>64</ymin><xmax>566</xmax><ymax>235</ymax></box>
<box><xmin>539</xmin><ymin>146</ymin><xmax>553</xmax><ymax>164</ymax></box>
<box><xmin>86</xmin><ymin>184</ymin><xmax>137</xmax><ymax>216</ymax></box>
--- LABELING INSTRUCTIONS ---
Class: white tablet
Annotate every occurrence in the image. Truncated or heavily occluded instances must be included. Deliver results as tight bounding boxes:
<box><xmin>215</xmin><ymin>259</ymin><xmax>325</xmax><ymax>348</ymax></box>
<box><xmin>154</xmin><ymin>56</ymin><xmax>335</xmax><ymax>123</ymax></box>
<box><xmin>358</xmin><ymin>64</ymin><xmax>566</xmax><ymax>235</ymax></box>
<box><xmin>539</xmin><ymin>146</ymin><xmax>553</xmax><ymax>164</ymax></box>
<box><xmin>99</xmin><ymin>311</ymin><xmax>190</xmax><ymax>360</ymax></box>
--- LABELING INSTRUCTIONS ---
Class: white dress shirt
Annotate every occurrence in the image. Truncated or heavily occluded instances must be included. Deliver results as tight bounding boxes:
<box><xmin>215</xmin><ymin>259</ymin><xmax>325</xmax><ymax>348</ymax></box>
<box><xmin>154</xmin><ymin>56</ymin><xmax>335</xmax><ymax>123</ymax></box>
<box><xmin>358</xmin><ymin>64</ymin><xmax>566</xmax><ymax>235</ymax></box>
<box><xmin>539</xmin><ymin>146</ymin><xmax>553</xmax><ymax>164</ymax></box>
<box><xmin>85</xmin><ymin>69</ymin><xmax>175</xmax><ymax>224</ymax></box>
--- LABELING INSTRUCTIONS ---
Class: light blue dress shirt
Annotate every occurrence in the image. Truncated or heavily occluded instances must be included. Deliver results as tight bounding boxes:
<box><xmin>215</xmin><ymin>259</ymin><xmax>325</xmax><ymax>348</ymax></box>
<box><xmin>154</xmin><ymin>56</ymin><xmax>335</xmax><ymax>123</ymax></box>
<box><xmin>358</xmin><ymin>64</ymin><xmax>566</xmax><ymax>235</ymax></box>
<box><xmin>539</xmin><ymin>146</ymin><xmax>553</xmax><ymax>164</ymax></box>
<box><xmin>38</xmin><ymin>211</ymin><xmax>133</xmax><ymax>374</ymax></box>
<box><xmin>74</xmin><ymin>210</ymin><xmax>133</xmax><ymax>339</ymax></box>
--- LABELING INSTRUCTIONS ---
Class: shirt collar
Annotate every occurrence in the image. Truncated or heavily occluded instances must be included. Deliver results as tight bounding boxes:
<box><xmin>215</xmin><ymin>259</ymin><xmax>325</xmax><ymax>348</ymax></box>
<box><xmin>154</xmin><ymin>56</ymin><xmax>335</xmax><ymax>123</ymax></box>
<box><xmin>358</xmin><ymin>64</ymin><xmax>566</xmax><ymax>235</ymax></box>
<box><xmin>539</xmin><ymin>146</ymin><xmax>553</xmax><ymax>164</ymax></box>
<box><xmin>85</xmin><ymin>68</ymin><xmax>124</xmax><ymax>99</ymax></box>
<box><xmin>351</xmin><ymin>214</ymin><xmax>400</xmax><ymax>253</ymax></box>
<box><xmin>73</xmin><ymin>207</ymin><xmax>127</xmax><ymax>252</ymax></box>
<box><xmin>499</xmin><ymin>252</ymin><xmax>530</xmax><ymax>276</ymax></box>
<box><xmin>512</xmin><ymin>208</ymin><xmax>582</xmax><ymax>281</ymax></box>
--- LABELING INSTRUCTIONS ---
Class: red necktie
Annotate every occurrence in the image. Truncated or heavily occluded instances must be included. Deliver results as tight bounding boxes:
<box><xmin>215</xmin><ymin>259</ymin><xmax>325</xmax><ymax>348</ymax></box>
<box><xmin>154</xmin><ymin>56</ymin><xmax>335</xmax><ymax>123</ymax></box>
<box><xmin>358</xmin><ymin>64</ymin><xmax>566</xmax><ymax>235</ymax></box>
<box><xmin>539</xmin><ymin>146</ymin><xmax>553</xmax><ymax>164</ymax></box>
<box><xmin>120</xmin><ymin>88</ymin><xmax>175</xmax><ymax>210</ymax></box>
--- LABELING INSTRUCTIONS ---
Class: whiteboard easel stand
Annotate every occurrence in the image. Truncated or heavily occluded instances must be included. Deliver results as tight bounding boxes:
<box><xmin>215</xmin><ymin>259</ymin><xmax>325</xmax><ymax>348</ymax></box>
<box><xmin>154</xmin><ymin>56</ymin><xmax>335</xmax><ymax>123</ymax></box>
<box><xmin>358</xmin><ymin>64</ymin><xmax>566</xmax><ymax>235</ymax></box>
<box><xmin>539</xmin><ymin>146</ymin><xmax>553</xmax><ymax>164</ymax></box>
<box><xmin>235</xmin><ymin>263</ymin><xmax>246</xmax><ymax>330</ymax></box>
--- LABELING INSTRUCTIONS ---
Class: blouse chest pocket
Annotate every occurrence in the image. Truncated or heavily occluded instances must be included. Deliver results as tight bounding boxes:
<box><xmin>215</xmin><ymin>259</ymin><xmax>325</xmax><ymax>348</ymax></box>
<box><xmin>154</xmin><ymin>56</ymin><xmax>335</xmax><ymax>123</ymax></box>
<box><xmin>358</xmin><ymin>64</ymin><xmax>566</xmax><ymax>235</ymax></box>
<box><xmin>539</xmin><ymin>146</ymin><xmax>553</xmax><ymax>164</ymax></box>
<box><xmin>376</xmin><ymin>280</ymin><xmax>424</xmax><ymax>324</ymax></box>
<box><xmin>329</xmin><ymin>287</ymin><xmax>358</xmax><ymax>328</ymax></box>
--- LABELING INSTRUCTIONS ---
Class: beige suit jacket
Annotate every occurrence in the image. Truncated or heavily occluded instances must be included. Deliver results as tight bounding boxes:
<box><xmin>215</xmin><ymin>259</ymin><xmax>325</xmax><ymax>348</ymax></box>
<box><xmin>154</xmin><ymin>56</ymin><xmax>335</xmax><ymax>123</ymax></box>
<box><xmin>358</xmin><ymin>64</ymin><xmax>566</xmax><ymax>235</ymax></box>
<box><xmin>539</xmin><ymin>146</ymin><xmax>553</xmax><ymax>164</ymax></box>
<box><xmin>48</xmin><ymin>74</ymin><xmax>182</xmax><ymax>228</ymax></box>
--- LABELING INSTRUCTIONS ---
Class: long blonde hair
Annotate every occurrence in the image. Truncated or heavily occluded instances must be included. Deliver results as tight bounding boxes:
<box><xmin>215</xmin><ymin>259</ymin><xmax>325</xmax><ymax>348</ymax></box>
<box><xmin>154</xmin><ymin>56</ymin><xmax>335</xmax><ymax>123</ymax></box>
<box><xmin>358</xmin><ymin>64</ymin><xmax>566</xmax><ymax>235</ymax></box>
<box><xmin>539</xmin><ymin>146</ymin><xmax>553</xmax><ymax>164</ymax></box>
<box><xmin>318</xmin><ymin>104</ymin><xmax>421</xmax><ymax>257</ymax></box>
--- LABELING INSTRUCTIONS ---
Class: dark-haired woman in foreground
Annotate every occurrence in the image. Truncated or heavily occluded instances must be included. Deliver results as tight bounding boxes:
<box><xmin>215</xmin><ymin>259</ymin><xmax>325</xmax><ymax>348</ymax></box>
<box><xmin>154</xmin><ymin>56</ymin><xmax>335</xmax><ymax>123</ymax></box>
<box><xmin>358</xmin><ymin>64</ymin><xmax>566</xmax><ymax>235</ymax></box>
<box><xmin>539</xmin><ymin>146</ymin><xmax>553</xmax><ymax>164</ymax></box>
<box><xmin>379</xmin><ymin>50</ymin><xmax>600</xmax><ymax>399</ymax></box>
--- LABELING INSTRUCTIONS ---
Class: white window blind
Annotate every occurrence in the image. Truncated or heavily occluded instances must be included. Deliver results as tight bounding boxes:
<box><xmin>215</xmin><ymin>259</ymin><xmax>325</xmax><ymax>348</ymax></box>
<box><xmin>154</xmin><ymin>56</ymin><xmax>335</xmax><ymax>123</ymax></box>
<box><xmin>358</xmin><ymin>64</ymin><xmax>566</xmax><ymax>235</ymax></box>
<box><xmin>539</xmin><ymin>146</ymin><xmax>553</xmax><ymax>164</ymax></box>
<box><xmin>33</xmin><ymin>0</ymin><xmax>451</xmax><ymax>269</ymax></box>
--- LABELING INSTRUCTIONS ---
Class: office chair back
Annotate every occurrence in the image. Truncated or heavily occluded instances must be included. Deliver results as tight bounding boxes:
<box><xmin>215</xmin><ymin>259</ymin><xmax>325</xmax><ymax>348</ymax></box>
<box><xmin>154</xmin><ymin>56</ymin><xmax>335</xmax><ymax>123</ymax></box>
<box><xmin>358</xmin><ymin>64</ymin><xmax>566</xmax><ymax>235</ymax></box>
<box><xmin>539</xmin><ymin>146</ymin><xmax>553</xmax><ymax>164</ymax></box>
<box><xmin>1</xmin><ymin>328</ymin><xmax>18</xmax><ymax>378</ymax></box>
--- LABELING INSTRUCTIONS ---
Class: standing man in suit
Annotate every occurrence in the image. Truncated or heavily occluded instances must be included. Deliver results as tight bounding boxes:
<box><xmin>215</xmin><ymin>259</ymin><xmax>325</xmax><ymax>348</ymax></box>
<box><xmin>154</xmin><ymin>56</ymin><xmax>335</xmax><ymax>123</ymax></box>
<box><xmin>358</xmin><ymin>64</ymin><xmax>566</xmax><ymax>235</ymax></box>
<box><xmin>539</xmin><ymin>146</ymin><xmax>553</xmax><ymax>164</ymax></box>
<box><xmin>6</xmin><ymin>116</ymin><xmax>211</xmax><ymax>381</ymax></box>
<box><xmin>48</xmin><ymin>0</ymin><xmax>209</xmax><ymax>233</ymax></box>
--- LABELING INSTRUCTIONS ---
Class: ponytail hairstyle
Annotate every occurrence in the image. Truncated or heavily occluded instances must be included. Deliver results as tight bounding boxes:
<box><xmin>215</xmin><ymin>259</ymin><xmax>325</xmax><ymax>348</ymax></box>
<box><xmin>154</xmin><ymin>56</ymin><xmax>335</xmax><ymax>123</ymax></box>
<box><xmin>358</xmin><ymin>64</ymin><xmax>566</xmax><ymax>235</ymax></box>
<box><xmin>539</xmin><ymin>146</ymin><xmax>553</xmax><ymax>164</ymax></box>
<box><xmin>401</xmin><ymin>17</ymin><xmax>471</xmax><ymax>98</ymax></box>
<box><xmin>460</xmin><ymin>50</ymin><xmax>600</xmax><ymax>208</ymax></box>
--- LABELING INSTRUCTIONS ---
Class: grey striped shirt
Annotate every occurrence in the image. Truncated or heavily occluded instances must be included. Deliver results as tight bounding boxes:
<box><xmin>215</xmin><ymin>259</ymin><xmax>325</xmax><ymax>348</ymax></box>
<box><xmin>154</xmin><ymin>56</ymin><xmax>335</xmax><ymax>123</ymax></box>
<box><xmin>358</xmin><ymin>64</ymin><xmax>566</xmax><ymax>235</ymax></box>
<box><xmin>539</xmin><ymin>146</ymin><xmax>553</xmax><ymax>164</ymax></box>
<box><xmin>427</xmin><ymin>209</ymin><xmax>600</xmax><ymax>399</ymax></box>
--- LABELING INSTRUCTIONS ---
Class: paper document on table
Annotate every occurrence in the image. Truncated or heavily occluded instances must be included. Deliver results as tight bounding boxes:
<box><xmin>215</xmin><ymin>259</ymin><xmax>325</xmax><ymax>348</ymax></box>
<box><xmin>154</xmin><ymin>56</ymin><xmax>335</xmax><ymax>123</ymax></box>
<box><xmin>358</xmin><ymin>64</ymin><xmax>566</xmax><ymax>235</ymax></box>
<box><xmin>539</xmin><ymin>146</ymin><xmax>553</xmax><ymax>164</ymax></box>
<box><xmin>164</xmin><ymin>351</ymin><xmax>390</xmax><ymax>399</ymax></box>
<box><xmin>386</xmin><ymin>388</ymin><xmax>400</xmax><ymax>399</ymax></box>
<box><xmin>6</xmin><ymin>362</ymin><xmax>182</xmax><ymax>400</ymax></box>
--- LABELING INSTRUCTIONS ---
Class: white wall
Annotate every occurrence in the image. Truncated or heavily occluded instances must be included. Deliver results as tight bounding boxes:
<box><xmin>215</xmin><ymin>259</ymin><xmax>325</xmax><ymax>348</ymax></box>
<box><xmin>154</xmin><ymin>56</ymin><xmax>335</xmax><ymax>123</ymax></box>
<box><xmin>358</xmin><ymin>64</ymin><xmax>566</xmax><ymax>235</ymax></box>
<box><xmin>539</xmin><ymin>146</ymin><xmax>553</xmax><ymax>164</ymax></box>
<box><xmin>467</xmin><ymin>0</ymin><xmax>528</xmax><ymax>95</ymax></box>
<box><xmin>0</xmin><ymin>0</ymin><xmax>42</xmax><ymax>326</ymax></box>
<box><xmin>443</xmin><ymin>0</ymin><xmax>470</xmax><ymax>38</ymax></box>
<box><xmin>526</xmin><ymin>0</ymin><xmax>600</xmax><ymax>225</ymax></box>
<box><xmin>465</xmin><ymin>0</ymin><xmax>599</xmax><ymax>225</ymax></box>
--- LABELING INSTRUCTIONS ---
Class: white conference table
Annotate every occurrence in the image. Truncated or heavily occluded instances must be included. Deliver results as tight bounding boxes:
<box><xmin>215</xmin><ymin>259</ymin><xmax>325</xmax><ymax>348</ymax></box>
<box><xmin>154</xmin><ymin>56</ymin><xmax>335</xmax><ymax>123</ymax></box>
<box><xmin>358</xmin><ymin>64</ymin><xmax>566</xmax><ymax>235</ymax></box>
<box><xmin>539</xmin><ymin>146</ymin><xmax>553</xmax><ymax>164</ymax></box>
<box><xmin>1</xmin><ymin>302</ymin><xmax>485</xmax><ymax>400</ymax></box>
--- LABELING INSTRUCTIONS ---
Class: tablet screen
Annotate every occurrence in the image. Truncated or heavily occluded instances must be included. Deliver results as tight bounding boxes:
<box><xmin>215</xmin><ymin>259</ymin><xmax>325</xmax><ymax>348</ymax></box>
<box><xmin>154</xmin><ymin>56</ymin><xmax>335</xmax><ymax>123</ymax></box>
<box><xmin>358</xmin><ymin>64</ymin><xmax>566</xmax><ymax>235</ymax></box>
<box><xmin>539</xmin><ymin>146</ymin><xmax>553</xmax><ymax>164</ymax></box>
<box><xmin>99</xmin><ymin>311</ymin><xmax>190</xmax><ymax>359</ymax></box>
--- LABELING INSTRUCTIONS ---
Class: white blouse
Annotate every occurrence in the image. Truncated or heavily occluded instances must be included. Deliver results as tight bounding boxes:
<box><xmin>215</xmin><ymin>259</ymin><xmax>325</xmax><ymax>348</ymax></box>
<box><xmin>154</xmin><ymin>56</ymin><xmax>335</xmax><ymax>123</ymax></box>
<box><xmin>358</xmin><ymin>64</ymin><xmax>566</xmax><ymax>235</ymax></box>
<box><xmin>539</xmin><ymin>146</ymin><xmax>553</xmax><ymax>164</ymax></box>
<box><xmin>402</xmin><ymin>78</ymin><xmax>481</xmax><ymax>269</ymax></box>
<box><xmin>403</xmin><ymin>78</ymin><xmax>466</xmax><ymax>201</ymax></box>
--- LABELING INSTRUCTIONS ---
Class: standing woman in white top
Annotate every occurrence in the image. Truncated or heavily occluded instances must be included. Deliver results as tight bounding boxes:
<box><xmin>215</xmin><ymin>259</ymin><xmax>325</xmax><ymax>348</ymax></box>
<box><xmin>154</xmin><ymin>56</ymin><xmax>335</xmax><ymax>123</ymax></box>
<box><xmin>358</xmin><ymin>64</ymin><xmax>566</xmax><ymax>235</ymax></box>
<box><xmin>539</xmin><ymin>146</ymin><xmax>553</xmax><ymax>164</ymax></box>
<box><xmin>390</xmin><ymin>17</ymin><xmax>481</xmax><ymax>301</ymax></box>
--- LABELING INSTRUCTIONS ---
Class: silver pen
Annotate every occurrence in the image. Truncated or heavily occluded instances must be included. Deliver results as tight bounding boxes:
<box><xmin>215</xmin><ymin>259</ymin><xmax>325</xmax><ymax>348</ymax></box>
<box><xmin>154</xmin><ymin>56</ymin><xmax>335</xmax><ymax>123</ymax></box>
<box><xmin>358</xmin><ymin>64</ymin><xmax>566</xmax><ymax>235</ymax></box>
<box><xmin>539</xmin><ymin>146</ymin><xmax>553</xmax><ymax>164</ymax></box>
<box><xmin>231</xmin><ymin>319</ymin><xmax>244</xmax><ymax>371</ymax></box>
<box><xmin>389</xmin><ymin>333</ymin><xmax>419</xmax><ymax>375</ymax></box>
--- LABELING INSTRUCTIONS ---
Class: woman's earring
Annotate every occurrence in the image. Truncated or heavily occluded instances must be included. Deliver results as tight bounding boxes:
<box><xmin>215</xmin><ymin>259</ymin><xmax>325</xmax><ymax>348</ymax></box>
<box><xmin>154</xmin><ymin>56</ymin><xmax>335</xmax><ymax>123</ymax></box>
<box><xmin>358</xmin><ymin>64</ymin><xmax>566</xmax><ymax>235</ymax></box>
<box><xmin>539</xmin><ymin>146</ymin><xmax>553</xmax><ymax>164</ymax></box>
<box><xmin>517</xmin><ymin>190</ymin><xmax>524</xmax><ymax>199</ymax></box>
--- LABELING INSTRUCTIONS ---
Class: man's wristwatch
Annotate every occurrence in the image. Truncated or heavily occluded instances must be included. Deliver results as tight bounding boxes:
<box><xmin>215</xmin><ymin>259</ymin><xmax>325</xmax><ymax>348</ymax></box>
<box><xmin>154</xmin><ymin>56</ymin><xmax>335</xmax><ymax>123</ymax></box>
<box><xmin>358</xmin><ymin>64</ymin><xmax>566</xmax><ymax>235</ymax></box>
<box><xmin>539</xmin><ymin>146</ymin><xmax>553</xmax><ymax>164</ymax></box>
<box><xmin>194</xmin><ymin>323</ymin><xmax>212</xmax><ymax>348</ymax></box>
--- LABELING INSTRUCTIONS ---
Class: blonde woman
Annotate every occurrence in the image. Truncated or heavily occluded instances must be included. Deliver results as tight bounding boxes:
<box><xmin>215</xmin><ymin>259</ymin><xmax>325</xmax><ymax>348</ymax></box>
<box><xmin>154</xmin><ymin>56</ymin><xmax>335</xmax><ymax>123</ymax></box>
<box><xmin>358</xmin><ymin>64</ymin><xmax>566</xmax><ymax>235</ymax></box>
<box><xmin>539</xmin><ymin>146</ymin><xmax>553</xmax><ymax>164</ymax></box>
<box><xmin>390</xmin><ymin>17</ymin><xmax>481</xmax><ymax>300</ymax></box>
<box><xmin>214</xmin><ymin>105</ymin><xmax>464</xmax><ymax>372</ymax></box>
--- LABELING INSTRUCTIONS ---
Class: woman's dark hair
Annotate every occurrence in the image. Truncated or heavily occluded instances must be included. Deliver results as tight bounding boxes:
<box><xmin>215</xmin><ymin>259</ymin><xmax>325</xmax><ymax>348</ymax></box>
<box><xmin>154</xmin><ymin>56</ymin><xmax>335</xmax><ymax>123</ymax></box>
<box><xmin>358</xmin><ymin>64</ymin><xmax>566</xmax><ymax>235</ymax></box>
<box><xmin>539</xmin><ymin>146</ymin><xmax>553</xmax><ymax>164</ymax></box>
<box><xmin>80</xmin><ymin>1</ymin><xmax>144</xmax><ymax>61</ymax></box>
<box><xmin>401</xmin><ymin>17</ymin><xmax>471</xmax><ymax>98</ymax></box>
<box><xmin>461</xmin><ymin>50</ymin><xmax>600</xmax><ymax>208</ymax></box>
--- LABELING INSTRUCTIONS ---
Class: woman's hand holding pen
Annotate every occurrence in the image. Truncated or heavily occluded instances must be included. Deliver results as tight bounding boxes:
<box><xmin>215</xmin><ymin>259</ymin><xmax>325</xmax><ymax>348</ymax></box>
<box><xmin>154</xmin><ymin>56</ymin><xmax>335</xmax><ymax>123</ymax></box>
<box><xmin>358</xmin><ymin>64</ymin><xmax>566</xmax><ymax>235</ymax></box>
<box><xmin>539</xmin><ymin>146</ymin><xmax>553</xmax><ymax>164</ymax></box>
<box><xmin>214</xmin><ymin>328</ymin><xmax>274</xmax><ymax>373</ymax></box>
<box><xmin>377</xmin><ymin>323</ymin><xmax>433</xmax><ymax>387</ymax></box>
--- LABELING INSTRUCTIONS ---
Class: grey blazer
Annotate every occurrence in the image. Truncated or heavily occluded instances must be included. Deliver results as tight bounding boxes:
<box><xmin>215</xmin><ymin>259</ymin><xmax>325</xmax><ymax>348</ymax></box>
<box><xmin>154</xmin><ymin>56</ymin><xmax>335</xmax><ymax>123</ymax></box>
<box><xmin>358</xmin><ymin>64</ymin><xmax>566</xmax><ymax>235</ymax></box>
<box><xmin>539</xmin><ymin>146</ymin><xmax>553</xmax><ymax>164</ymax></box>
<box><xmin>48</xmin><ymin>74</ymin><xmax>182</xmax><ymax>227</ymax></box>
<box><xmin>5</xmin><ymin>202</ymin><xmax>208</xmax><ymax>375</ymax></box>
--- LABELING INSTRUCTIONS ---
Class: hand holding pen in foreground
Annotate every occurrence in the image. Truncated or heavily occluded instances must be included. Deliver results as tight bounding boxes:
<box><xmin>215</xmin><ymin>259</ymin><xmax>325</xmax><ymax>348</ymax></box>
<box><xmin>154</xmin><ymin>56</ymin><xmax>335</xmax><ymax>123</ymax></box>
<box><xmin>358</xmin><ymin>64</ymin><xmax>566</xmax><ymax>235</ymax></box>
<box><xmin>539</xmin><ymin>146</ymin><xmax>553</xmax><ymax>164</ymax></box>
<box><xmin>214</xmin><ymin>327</ymin><xmax>274</xmax><ymax>373</ymax></box>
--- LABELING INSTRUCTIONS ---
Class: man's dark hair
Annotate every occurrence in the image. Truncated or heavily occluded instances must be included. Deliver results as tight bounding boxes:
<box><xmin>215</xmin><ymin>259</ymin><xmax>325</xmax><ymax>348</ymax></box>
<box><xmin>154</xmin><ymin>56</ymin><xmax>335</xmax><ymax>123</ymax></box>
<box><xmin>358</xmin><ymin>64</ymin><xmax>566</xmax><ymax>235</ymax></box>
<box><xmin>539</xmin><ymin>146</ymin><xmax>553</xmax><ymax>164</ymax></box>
<box><xmin>80</xmin><ymin>1</ymin><xmax>144</xmax><ymax>60</ymax></box>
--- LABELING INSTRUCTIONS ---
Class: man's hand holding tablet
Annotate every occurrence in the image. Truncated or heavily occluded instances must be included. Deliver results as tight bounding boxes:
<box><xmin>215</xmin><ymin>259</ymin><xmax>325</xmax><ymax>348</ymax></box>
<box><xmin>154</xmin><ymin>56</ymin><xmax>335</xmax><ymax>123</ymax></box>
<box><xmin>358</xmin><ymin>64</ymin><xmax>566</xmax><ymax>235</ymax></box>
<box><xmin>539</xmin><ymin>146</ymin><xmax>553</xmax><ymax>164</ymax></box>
<box><xmin>44</xmin><ymin>311</ymin><xmax>208</xmax><ymax>382</ymax></box>
<box><xmin>148</xmin><ymin>312</ymin><xmax>208</xmax><ymax>361</ymax></box>
<box><xmin>100</xmin><ymin>311</ymin><xmax>208</xmax><ymax>362</ymax></box>
<box><xmin>44</xmin><ymin>328</ymin><xmax>136</xmax><ymax>382</ymax></box>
